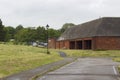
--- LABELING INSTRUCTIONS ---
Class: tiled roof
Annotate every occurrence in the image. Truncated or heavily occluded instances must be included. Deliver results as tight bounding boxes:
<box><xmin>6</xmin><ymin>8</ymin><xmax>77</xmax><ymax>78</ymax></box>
<box><xmin>58</xmin><ymin>17</ymin><xmax>120</xmax><ymax>41</ymax></box>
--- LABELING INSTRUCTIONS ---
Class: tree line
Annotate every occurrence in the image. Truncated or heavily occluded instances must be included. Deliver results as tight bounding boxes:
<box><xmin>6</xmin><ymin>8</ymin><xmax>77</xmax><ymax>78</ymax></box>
<box><xmin>0</xmin><ymin>19</ymin><xmax>75</xmax><ymax>44</ymax></box>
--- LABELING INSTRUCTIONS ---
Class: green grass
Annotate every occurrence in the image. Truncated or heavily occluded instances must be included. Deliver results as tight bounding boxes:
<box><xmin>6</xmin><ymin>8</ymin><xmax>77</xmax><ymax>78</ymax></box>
<box><xmin>61</xmin><ymin>50</ymin><xmax>120</xmax><ymax>58</ymax></box>
<box><xmin>60</xmin><ymin>49</ymin><xmax>120</xmax><ymax>62</ymax></box>
<box><xmin>0</xmin><ymin>44</ymin><xmax>62</xmax><ymax>78</ymax></box>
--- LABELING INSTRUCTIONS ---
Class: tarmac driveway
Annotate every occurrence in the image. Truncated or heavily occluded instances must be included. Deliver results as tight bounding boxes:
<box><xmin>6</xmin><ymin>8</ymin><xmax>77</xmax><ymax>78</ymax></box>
<box><xmin>37</xmin><ymin>58</ymin><xmax>120</xmax><ymax>80</ymax></box>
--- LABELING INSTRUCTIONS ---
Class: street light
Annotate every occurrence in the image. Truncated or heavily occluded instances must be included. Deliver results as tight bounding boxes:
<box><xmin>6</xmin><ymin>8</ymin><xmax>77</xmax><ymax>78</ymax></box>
<box><xmin>46</xmin><ymin>24</ymin><xmax>50</xmax><ymax>54</ymax></box>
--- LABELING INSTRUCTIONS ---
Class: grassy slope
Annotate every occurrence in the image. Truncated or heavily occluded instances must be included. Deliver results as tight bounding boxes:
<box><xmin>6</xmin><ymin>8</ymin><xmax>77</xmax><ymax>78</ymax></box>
<box><xmin>0</xmin><ymin>44</ymin><xmax>62</xmax><ymax>78</ymax></box>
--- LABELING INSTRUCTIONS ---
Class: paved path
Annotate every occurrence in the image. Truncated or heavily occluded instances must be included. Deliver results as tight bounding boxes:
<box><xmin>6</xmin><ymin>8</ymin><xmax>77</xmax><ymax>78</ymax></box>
<box><xmin>37</xmin><ymin>58</ymin><xmax>120</xmax><ymax>80</ymax></box>
<box><xmin>1</xmin><ymin>58</ymin><xmax>75</xmax><ymax>80</ymax></box>
<box><xmin>58</xmin><ymin>51</ymin><xmax>67</xmax><ymax>57</ymax></box>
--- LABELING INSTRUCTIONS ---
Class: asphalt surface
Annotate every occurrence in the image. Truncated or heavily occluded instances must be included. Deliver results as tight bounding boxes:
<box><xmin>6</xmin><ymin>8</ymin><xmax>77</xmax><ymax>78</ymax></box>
<box><xmin>58</xmin><ymin>51</ymin><xmax>67</xmax><ymax>57</ymax></box>
<box><xmin>1</xmin><ymin>58</ymin><xmax>75</xmax><ymax>80</ymax></box>
<box><xmin>37</xmin><ymin>58</ymin><xmax>120</xmax><ymax>80</ymax></box>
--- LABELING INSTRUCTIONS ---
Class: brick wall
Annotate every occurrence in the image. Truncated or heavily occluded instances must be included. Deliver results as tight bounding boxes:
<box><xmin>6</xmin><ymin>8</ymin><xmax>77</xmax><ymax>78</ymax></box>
<box><xmin>55</xmin><ymin>40</ymin><xmax>70</xmax><ymax>49</ymax></box>
<box><xmin>94</xmin><ymin>37</ymin><xmax>120</xmax><ymax>50</ymax></box>
<box><xmin>56</xmin><ymin>42</ymin><xmax>60</xmax><ymax>49</ymax></box>
<box><xmin>48</xmin><ymin>38</ymin><xmax>56</xmax><ymax>49</ymax></box>
<box><xmin>49</xmin><ymin>37</ymin><xmax>120</xmax><ymax>50</ymax></box>
<box><xmin>59</xmin><ymin>41</ymin><xmax>64</xmax><ymax>49</ymax></box>
<box><xmin>64</xmin><ymin>41</ymin><xmax>70</xmax><ymax>49</ymax></box>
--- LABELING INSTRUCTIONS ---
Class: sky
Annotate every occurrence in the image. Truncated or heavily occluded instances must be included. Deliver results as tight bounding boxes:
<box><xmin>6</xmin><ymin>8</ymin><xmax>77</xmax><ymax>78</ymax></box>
<box><xmin>0</xmin><ymin>0</ymin><xmax>120</xmax><ymax>29</ymax></box>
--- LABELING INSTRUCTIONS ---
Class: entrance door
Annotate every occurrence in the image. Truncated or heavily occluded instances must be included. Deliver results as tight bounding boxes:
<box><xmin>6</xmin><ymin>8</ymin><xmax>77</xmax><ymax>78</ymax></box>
<box><xmin>76</xmin><ymin>41</ymin><xmax>82</xmax><ymax>49</ymax></box>
<box><xmin>84</xmin><ymin>40</ymin><xmax>92</xmax><ymax>49</ymax></box>
<box><xmin>70</xmin><ymin>41</ymin><xmax>75</xmax><ymax>49</ymax></box>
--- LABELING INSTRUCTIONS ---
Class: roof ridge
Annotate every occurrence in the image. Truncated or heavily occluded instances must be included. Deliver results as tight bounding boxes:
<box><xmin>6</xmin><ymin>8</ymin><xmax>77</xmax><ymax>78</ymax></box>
<box><xmin>101</xmin><ymin>17</ymin><xmax>120</xmax><ymax>19</ymax></box>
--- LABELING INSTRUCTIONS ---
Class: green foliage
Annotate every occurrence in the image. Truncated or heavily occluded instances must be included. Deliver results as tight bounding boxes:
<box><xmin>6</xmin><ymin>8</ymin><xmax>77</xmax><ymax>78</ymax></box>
<box><xmin>48</xmin><ymin>28</ymin><xmax>61</xmax><ymax>38</ymax></box>
<box><xmin>4</xmin><ymin>26</ymin><xmax>15</xmax><ymax>41</ymax></box>
<box><xmin>15</xmin><ymin>25</ymin><xmax>23</xmax><ymax>33</ymax></box>
<box><xmin>0</xmin><ymin>19</ymin><xmax>6</xmax><ymax>41</ymax></box>
<box><xmin>36</xmin><ymin>26</ymin><xmax>46</xmax><ymax>42</ymax></box>
<box><xmin>61</xmin><ymin>50</ymin><xmax>120</xmax><ymax>58</ymax></box>
<box><xmin>14</xmin><ymin>28</ymin><xmax>37</xmax><ymax>44</ymax></box>
<box><xmin>14</xmin><ymin>26</ymin><xmax>62</xmax><ymax>44</ymax></box>
<box><xmin>2</xmin><ymin>22</ymin><xmax>76</xmax><ymax>43</ymax></box>
<box><xmin>60</xmin><ymin>23</ymin><xmax>75</xmax><ymax>33</ymax></box>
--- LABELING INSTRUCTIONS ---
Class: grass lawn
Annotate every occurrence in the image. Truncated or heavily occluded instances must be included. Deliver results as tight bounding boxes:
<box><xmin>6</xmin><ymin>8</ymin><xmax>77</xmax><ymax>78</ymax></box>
<box><xmin>0</xmin><ymin>44</ymin><xmax>62</xmax><ymax>78</ymax></box>
<box><xmin>61</xmin><ymin>50</ymin><xmax>120</xmax><ymax>58</ymax></box>
<box><xmin>61</xmin><ymin>50</ymin><xmax>120</xmax><ymax>62</ymax></box>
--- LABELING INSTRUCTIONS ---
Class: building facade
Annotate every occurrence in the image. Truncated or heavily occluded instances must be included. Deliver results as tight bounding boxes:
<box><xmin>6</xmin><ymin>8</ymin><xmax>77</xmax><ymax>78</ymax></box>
<box><xmin>48</xmin><ymin>17</ymin><xmax>120</xmax><ymax>50</ymax></box>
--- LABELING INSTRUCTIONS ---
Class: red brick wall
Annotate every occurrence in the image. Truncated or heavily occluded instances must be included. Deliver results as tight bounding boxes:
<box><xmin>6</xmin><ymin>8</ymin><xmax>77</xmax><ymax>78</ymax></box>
<box><xmin>48</xmin><ymin>38</ymin><xmax>56</xmax><ymax>49</ymax></box>
<box><xmin>64</xmin><ymin>41</ymin><xmax>70</xmax><ymax>49</ymax></box>
<box><xmin>59</xmin><ymin>41</ymin><xmax>64</xmax><ymax>49</ymax></box>
<box><xmin>94</xmin><ymin>37</ymin><xmax>120</xmax><ymax>50</ymax></box>
<box><xmin>55</xmin><ymin>40</ymin><xmax>70</xmax><ymax>49</ymax></box>
<box><xmin>50</xmin><ymin>37</ymin><xmax>120</xmax><ymax>50</ymax></box>
<box><xmin>56</xmin><ymin>42</ymin><xmax>60</xmax><ymax>49</ymax></box>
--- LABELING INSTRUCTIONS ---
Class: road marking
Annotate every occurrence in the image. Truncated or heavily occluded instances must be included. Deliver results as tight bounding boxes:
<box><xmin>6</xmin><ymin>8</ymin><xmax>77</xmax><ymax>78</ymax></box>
<box><xmin>113</xmin><ymin>66</ymin><xmax>117</xmax><ymax>75</ymax></box>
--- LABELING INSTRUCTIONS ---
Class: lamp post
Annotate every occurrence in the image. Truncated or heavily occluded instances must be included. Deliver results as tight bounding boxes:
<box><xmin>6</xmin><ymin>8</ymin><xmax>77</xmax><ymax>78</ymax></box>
<box><xmin>46</xmin><ymin>24</ymin><xmax>50</xmax><ymax>54</ymax></box>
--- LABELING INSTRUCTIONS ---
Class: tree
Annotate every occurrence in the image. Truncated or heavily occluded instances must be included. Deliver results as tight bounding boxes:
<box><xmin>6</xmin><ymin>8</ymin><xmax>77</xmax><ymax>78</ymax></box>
<box><xmin>61</xmin><ymin>23</ymin><xmax>75</xmax><ymax>33</ymax></box>
<box><xmin>15</xmin><ymin>25</ymin><xmax>23</xmax><ymax>33</ymax></box>
<box><xmin>0</xmin><ymin>19</ymin><xmax>6</xmax><ymax>41</ymax></box>
<box><xmin>14</xmin><ymin>28</ymin><xmax>37</xmax><ymax>44</ymax></box>
<box><xmin>4</xmin><ymin>26</ymin><xmax>15</xmax><ymax>41</ymax></box>
<box><xmin>36</xmin><ymin>26</ymin><xmax>46</xmax><ymax>42</ymax></box>
<box><xmin>48</xmin><ymin>28</ymin><xmax>61</xmax><ymax>38</ymax></box>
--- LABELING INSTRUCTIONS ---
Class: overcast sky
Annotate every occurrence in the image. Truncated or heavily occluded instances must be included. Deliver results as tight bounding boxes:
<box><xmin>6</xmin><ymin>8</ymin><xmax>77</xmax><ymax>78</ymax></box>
<box><xmin>0</xmin><ymin>0</ymin><xmax>120</xmax><ymax>29</ymax></box>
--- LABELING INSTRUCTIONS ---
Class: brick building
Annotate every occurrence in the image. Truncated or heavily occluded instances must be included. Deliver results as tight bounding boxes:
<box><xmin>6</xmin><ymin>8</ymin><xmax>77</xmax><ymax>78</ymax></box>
<box><xmin>48</xmin><ymin>17</ymin><xmax>120</xmax><ymax>50</ymax></box>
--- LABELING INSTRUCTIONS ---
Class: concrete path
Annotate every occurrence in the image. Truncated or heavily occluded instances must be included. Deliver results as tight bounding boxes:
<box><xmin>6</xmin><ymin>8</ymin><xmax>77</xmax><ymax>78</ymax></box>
<box><xmin>1</xmin><ymin>58</ymin><xmax>75</xmax><ymax>80</ymax></box>
<box><xmin>58</xmin><ymin>51</ymin><xmax>67</xmax><ymax>57</ymax></box>
<box><xmin>37</xmin><ymin>58</ymin><xmax>120</xmax><ymax>80</ymax></box>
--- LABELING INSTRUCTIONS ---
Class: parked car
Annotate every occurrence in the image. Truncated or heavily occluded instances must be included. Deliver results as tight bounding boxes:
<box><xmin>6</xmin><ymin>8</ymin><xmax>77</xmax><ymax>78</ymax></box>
<box><xmin>38</xmin><ymin>42</ymin><xmax>47</xmax><ymax>48</ymax></box>
<box><xmin>32</xmin><ymin>42</ymin><xmax>37</xmax><ymax>47</ymax></box>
